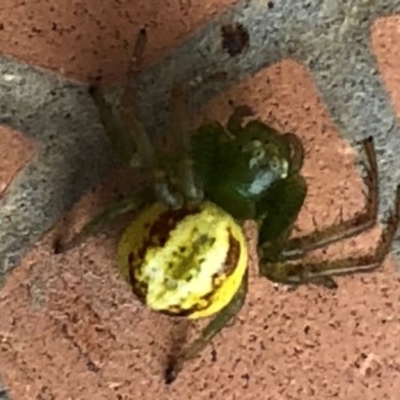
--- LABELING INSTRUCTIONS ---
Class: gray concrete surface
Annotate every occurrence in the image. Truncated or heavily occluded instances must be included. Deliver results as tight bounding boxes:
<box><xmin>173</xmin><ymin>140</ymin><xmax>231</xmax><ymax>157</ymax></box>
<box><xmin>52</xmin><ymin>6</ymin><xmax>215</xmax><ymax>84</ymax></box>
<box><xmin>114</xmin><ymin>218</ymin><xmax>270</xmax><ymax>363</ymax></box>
<box><xmin>0</xmin><ymin>390</ymin><xmax>9</xmax><ymax>400</ymax></box>
<box><xmin>135</xmin><ymin>0</ymin><xmax>400</xmax><ymax>226</ymax></box>
<box><xmin>0</xmin><ymin>380</ymin><xmax>9</xmax><ymax>400</ymax></box>
<box><xmin>0</xmin><ymin>57</ymin><xmax>114</xmax><ymax>283</ymax></box>
<box><xmin>1</xmin><ymin>0</ymin><xmax>400</xmax><ymax>397</ymax></box>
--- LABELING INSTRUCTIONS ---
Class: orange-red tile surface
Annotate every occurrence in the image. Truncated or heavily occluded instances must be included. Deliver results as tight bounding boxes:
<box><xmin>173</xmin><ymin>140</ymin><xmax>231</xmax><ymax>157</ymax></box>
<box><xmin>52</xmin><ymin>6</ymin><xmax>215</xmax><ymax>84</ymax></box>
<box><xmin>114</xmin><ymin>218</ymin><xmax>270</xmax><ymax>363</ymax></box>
<box><xmin>0</xmin><ymin>0</ymin><xmax>239</xmax><ymax>83</ymax></box>
<box><xmin>1</xmin><ymin>3</ymin><xmax>400</xmax><ymax>400</ymax></box>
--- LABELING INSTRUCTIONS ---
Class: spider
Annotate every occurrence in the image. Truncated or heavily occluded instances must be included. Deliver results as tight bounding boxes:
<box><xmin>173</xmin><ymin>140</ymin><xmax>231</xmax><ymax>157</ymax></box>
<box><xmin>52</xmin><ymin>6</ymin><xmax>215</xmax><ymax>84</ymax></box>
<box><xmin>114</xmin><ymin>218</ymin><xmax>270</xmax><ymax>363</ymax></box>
<box><xmin>59</xmin><ymin>29</ymin><xmax>400</xmax><ymax>384</ymax></box>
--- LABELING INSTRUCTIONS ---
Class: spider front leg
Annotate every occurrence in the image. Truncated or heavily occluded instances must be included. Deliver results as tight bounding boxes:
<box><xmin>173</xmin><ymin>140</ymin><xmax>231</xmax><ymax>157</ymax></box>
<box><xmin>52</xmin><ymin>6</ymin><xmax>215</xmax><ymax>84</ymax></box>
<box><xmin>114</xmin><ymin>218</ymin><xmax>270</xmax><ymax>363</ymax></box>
<box><xmin>91</xmin><ymin>29</ymin><xmax>182</xmax><ymax>209</ymax></box>
<box><xmin>88</xmin><ymin>86</ymin><xmax>138</xmax><ymax>168</ymax></box>
<box><xmin>54</xmin><ymin>187</ymin><xmax>155</xmax><ymax>253</ymax></box>
<box><xmin>165</xmin><ymin>275</ymin><xmax>248</xmax><ymax>384</ymax></box>
<box><xmin>56</xmin><ymin>30</ymin><xmax>178</xmax><ymax>252</ymax></box>
<box><xmin>169</xmin><ymin>86</ymin><xmax>204</xmax><ymax>205</ymax></box>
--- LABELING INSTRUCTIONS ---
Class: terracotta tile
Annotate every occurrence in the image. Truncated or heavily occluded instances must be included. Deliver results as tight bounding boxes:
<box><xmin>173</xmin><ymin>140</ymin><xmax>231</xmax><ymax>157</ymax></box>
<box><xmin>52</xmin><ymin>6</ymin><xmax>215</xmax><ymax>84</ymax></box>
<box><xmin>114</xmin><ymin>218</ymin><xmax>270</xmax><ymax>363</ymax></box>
<box><xmin>371</xmin><ymin>15</ymin><xmax>400</xmax><ymax>119</ymax></box>
<box><xmin>0</xmin><ymin>0</ymin><xmax>238</xmax><ymax>83</ymax></box>
<box><xmin>1</xmin><ymin>3</ymin><xmax>400</xmax><ymax>400</ymax></box>
<box><xmin>1</xmin><ymin>54</ymin><xmax>400</xmax><ymax>399</ymax></box>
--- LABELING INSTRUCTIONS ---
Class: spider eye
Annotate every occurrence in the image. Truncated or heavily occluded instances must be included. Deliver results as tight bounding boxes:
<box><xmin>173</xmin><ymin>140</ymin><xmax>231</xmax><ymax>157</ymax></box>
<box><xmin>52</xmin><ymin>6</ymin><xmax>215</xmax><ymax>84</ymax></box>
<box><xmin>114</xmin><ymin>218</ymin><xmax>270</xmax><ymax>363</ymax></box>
<box><xmin>270</xmin><ymin>157</ymin><xmax>289</xmax><ymax>179</ymax></box>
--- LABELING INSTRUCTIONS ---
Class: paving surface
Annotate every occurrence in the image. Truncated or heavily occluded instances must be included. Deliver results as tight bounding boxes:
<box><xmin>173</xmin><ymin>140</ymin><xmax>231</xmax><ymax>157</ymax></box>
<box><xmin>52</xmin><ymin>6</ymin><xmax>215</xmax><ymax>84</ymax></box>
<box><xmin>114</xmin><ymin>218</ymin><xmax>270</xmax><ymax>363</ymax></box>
<box><xmin>1</xmin><ymin>1</ymin><xmax>400</xmax><ymax>399</ymax></box>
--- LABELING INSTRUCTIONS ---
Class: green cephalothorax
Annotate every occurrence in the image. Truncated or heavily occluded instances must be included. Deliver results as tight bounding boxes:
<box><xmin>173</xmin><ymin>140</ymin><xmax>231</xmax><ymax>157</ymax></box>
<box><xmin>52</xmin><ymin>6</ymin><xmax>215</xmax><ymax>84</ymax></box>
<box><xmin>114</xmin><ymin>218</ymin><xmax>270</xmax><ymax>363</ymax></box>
<box><xmin>190</xmin><ymin>113</ymin><xmax>303</xmax><ymax>221</ymax></box>
<box><xmin>58</xmin><ymin>29</ymin><xmax>400</xmax><ymax>384</ymax></box>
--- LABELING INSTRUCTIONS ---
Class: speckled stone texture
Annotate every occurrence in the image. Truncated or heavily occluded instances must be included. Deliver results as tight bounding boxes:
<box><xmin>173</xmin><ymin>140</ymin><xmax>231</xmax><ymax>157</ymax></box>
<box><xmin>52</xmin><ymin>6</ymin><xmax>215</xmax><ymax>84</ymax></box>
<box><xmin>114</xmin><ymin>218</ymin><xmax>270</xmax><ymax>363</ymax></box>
<box><xmin>1</xmin><ymin>1</ymin><xmax>400</xmax><ymax>399</ymax></box>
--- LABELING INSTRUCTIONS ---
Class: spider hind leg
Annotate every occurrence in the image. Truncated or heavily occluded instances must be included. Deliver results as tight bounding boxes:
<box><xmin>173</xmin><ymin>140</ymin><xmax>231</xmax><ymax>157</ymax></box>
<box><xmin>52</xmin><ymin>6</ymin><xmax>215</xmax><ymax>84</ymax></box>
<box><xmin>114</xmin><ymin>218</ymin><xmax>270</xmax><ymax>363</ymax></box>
<box><xmin>260</xmin><ymin>136</ymin><xmax>400</xmax><ymax>285</ymax></box>
<box><xmin>282</xmin><ymin>136</ymin><xmax>379</xmax><ymax>260</ymax></box>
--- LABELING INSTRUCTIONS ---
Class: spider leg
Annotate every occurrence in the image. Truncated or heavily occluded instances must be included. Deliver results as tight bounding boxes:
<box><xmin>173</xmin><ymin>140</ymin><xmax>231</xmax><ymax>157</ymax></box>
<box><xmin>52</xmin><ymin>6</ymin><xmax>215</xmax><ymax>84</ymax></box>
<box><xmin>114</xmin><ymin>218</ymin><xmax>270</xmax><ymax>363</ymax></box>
<box><xmin>118</xmin><ymin>29</ymin><xmax>183</xmax><ymax>209</ymax></box>
<box><xmin>89</xmin><ymin>86</ymin><xmax>138</xmax><ymax>167</ymax></box>
<box><xmin>54</xmin><ymin>187</ymin><xmax>155</xmax><ymax>253</ymax></box>
<box><xmin>281</xmin><ymin>137</ymin><xmax>378</xmax><ymax>260</ymax></box>
<box><xmin>170</xmin><ymin>86</ymin><xmax>203</xmax><ymax>204</ymax></box>
<box><xmin>87</xmin><ymin>30</ymin><xmax>149</xmax><ymax>168</ymax></box>
<box><xmin>260</xmin><ymin>185</ymin><xmax>400</xmax><ymax>285</ymax></box>
<box><xmin>90</xmin><ymin>29</ymin><xmax>181</xmax><ymax>208</ymax></box>
<box><xmin>164</xmin><ymin>274</ymin><xmax>248</xmax><ymax>384</ymax></box>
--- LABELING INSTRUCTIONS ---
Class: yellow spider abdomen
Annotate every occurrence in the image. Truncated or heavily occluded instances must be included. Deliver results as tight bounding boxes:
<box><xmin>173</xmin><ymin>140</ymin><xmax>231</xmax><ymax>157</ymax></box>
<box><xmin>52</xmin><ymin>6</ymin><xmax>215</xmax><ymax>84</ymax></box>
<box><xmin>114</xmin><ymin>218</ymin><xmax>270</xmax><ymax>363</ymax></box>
<box><xmin>118</xmin><ymin>201</ymin><xmax>248</xmax><ymax>319</ymax></box>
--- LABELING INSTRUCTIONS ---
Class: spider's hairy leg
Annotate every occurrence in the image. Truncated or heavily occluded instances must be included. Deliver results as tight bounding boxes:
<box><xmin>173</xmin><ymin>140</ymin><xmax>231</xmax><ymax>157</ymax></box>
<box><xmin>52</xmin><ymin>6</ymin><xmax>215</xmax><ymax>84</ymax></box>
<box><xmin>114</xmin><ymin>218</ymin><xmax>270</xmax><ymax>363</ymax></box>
<box><xmin>89</xmin><ymin>86</ymin><xmax>138</xmax><ymax>167</ymax></box>
<box><xmin>260</xmin><ymin>185</ymin><xmax>400</xmax><ymax>285</ymax></box>
<box><xmin>54</xmin><ymin>187</ymin><xmax>155</xmax><ymax>253</ymax></box>
<box><xmin>116</xmin><ymin>29</ymin><xmax>182</xmax><ymax>209</ymax></box>
<box><xmin>281</xmin><ymin>137</ymin><xmax>378</xmax><ymax>260</ymax></box>
<box><xmin>164</xmin><ymin>275</ymin><xmax>248</xmax><ymax>384</ymax></box>
<box><xmin>256</xmin><ymin>173</ymin><xmax>308</xmax><ymax>262</ymax></box>
<box><xmin>87</xmin><ymin>31</ymin><xmax>149</xmax><ymax>168</ymax></box>
<box><xmin>56</xmin><ymin>30</ymin><xmax>177</xmax><ymax>253</ymax></box>
<box><xmin>170</xmin><ymin>86</ymin><xmax>203</xmax><ymax>204</ymax></box>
